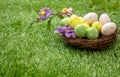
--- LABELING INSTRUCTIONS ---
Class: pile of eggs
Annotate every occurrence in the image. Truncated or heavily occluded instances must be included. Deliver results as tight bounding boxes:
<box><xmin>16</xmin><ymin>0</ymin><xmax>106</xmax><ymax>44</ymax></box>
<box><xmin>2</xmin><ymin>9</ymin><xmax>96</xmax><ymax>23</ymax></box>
<box><xmin>61</xmin><ymin>12</ymin><xmax>117</xmax><ymax>40</ymax></box>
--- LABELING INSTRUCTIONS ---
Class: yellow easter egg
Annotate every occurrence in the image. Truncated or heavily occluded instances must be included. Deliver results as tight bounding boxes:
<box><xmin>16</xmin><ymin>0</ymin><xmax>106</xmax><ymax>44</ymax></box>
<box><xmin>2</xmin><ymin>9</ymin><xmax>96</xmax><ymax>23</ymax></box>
<box><xmin>83</xmin><ymin>23</ymin><xmax>90</xmax><ymax>30</ymax></box>
<box><xmin>79</xmin><ymin>17</ymin><xmax>85</xmax><ymax>24</ymax></box>
<box><xmin>70</xmin><ymin>15</ymin><xmax>81</xmax><ymax>28</ymax></box>
<box><xmin>91</xmin><ymin>21</ymin><xmax>102</xmax><ymax>32</ymax></box>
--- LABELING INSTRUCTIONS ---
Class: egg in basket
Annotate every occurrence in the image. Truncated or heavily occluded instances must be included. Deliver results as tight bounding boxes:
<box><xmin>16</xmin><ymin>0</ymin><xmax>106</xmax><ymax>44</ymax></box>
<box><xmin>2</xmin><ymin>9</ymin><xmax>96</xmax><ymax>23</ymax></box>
<box><xmin>55</xmin><ymin>12</ymin><xmax>118</xmax><ymax>50</ymax></box>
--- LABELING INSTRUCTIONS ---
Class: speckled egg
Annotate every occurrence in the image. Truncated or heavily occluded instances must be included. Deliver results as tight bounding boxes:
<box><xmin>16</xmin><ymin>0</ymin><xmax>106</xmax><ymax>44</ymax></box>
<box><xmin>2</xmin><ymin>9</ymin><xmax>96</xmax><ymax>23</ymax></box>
<box><xmin>87</xmin><ymin>28</ymin><xmax>99</xmax><ymax>40</ymax></box>
<box><xmin>101</xmin><ymin>22</ymin><xmax>117</xmax><ymax>36</ymax></box>
<box><xmin>74</xmin><ymin>24</ymin><xmax>86</xmax><ymax>38</ymax></box>
<box><xmin>61</xmin><ymin>17</ymin><xmax>70</xmax><ymax>25</ymax></box>
<box><xmin>99</xmin><ymin>13</ymin><xmax>111</xmax><ymax>25</ymax></box>
<box><xmin>83</xmin><ymin>12</ymin><xmax>98</xmax><ymax>25</ymax></box>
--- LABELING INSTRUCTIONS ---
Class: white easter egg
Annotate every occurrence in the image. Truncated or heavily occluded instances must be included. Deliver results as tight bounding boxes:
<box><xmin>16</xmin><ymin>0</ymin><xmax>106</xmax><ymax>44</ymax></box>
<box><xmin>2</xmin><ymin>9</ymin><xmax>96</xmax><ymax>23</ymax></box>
<box><xmin>101</xmin><ymin>22</ymin><xmax>117</xmax><ymax>36</ymax></box>
<box><xmin>99</xmin><ymin>14</ymin><xmax>111</xmax><ymax>25</ymax></box>
<box><xmin>83</xmin><ymin>12</ymin><xmax>98</xmax><ymax>25</ymax></box>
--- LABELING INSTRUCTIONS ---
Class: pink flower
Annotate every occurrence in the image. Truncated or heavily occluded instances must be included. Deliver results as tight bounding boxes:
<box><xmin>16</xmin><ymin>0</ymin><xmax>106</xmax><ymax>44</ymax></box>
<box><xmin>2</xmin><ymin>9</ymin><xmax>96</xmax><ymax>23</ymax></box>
<box><xmin>62</xmin><ymin>7</ymin><xmax>73</xmax><ymax>17</ymax></box>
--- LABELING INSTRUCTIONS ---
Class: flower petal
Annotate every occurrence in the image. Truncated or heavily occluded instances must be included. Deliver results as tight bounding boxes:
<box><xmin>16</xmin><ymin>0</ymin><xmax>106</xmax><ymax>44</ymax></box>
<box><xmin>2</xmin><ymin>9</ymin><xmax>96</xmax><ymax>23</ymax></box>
<box><xmin>45</xmin><ymin>9</ymin><xmax>52</xmax><ymax>17</ymax></box>
<box><xmin>65</xmin><ymin>33</ymin><xmax>71</xmax><ymax>38</ymax></box>
<box><xmin>71</xmin><ymin>33</ymin><xmax>76</xmax><ymax>38</ymax></box>
<box><xmin>67</xmin><ymin>8</ymin><xmax>73</xmax><ymax>13</ymax></box>
<box><xmin>63</xmin><ymin>26</ymin><xmax>67</xmax><ymax>30</ymax></box>
<box><xmin>40</xmin><ymin>15</ymin><xmax>46</xmax><ymax>20</ymax></box>
<box><xmin>54</xmin><ymin>30</ymin><xmax>60</xmax><ymax>34</ymax></box>
<box><xmin>57</xmin><ymin>26</ymin><xmax>62</xmax><ymax>29</ymax></box>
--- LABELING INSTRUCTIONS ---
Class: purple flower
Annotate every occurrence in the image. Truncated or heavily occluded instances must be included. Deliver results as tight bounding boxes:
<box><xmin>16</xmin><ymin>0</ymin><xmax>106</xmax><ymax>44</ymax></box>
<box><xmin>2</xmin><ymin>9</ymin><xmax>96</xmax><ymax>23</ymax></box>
<box><xmin>39</xmin><ymin>7</ymin><xmax>52</xmax><ymax>20</ymax></box>
<box><xmin>54</xmin><ymin>26</ymin><xmax>76</xmax><ymax>38</ymax></box>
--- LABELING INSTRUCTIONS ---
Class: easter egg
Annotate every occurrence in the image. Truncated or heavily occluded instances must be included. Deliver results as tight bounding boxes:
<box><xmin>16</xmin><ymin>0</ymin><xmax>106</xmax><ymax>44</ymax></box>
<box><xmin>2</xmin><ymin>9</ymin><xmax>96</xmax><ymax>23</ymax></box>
<box><xmin>70</xmin><ymin>15</ymin><xmax>81</xmax><ymax>28</ymax></box>
<box><xmin>61</xmin><ymin>17</ymin><xmax>70</xmax><ymax>25</ymax></box>
<box><xmin>74</xmin><ymin>24</ymin><xmax>86</xmax><ymax>37</ymax></box>
<box><xmin>101</xmin><ymin>22</ymin><xmax>117</xmax><ymax>36</ymax></box>
<box><xmin>87</xmin><ymin>28</ymin><xmax>99</xmax><ymax>40</ymax></box>
<box><xmin>83</xmin><ymin>12</ymin><xmax>98</xmax><ymax>25</ymax></box>
<box><xmin>83</xmin><ymin>23</ymin><xmax>90</xmax><ymax>30</ymax></box>
<box><xmin>79</xmin><ymin>17</ymin><xmax>85</xmax><ymax>24</ymax></box>
<box><xmin>99</xmin><ymin>13</ymin><xmax>111</xmax><ymax>25</ymax></box>
<box><xmin>91</xmin><ymin>21</ymin><xmax>102</xmax><ymax>32</ymax></box>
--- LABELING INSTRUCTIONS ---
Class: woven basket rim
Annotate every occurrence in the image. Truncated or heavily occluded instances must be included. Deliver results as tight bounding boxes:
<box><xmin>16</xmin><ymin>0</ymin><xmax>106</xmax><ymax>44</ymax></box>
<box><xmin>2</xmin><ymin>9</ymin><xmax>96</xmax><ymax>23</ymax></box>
<box><xmin>63</xmin><ymin>29</ymin><xmax>118</xmax><ymax>50</ymax></box>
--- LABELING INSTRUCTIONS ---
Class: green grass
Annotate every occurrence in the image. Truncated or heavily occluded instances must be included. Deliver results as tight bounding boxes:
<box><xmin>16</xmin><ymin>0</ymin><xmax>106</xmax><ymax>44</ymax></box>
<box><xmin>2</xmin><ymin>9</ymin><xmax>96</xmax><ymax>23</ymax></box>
<box><xmin>0</xmin><ymin>0</ymin><xmax>120</xmax><ymax>77</ymax></box>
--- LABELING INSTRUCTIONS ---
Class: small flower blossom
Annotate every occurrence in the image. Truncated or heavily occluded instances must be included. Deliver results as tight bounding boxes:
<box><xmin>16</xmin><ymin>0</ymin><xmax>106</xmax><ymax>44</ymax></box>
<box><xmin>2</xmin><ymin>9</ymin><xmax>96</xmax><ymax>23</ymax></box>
<box><xmin>54</xmin><ymin>26</ymin><xmax>76</xmax><ymax>38</ymax></box>
<box><xmin>62</xmin><ymin>7</ymin><xmax>73</xmax><ymax>17</ymax></box>
<box><xmin>39</xmin><ymin>7</ymin><xmax>52</xmax><ymax>20</ymax></box>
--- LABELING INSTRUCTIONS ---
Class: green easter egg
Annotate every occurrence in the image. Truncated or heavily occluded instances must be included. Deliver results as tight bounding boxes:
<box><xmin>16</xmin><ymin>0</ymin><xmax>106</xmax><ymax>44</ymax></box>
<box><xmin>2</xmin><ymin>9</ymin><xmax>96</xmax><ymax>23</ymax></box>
<box><xmin>87</xmin><ymin>27</ymin><xmax>98</xmax><ymax>40</ymax></box>
<box><xmin>61</xmin><ymin>18</ymin><xmax>70</xmax><ymax>25</ymax></box>
<box><xmin>74</xmin><ymin>24</ymin><xmax>86</xmax><ymax>37</ymax></box>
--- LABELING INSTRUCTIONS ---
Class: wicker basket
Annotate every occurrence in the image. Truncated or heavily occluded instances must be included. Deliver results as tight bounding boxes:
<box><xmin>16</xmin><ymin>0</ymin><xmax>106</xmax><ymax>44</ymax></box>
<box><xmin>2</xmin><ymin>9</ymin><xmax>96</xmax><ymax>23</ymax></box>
<box><xmin>63</xmin><ymin>29</ymin><xmax>118</xmax><ymax>50</ymax></box>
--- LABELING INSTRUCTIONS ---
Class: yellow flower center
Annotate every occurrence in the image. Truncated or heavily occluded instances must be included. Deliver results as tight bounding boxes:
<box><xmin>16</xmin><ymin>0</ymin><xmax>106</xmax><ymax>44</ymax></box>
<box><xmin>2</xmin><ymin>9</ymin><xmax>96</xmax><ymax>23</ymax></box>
<box><xmin>41</xmin><ymin>11</ymin><xmax>46</xmax><ymax>15</ymax></box>
<box><xmin>62</xmin><ymin>8</ymin><xmax>67</xmax><ymax>12</ymax></box>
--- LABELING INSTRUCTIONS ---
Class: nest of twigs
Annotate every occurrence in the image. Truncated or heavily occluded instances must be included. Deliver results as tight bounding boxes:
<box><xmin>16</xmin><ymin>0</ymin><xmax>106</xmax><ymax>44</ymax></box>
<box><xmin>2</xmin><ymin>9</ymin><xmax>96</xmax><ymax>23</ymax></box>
<box><xmin>63</xmin><ymin>29</ymin><xmax>118</xmax><ymax>50</ymax></box>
